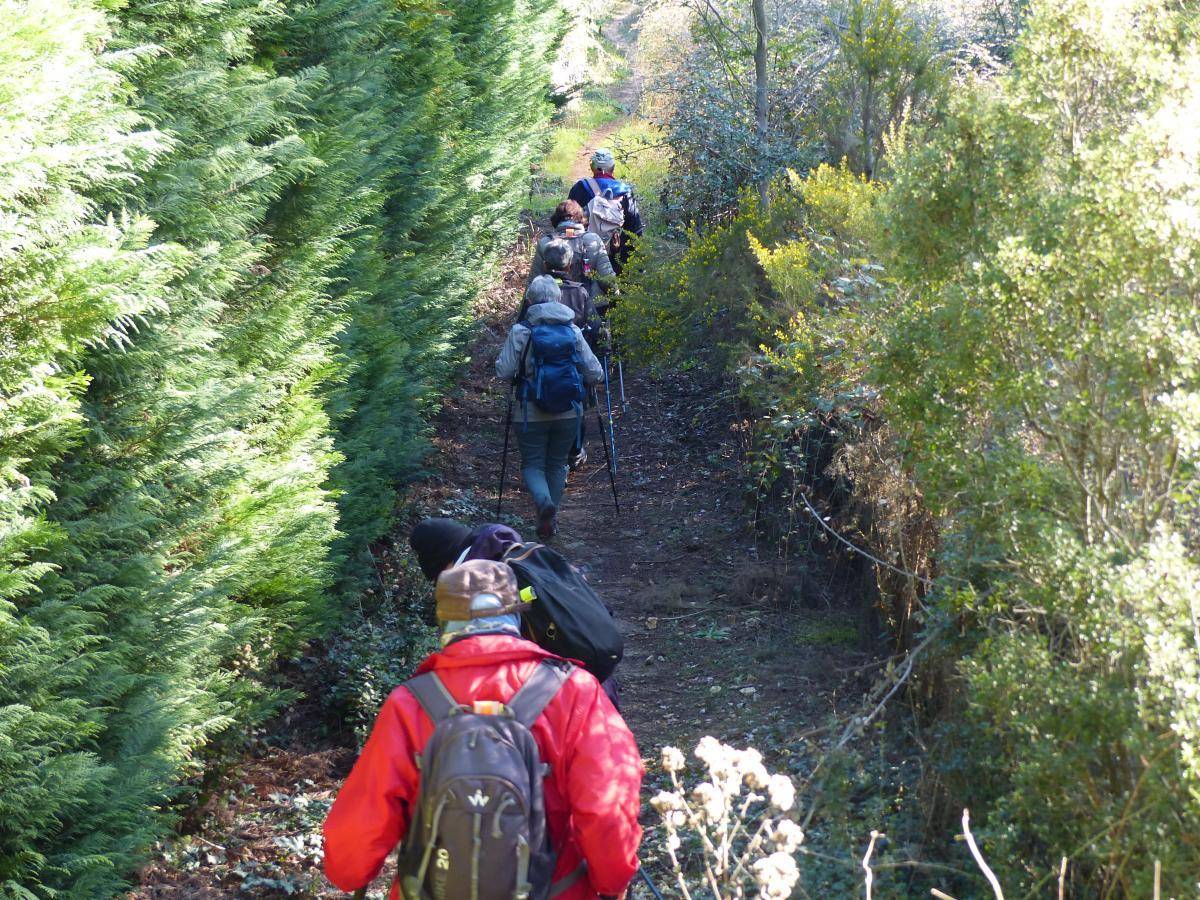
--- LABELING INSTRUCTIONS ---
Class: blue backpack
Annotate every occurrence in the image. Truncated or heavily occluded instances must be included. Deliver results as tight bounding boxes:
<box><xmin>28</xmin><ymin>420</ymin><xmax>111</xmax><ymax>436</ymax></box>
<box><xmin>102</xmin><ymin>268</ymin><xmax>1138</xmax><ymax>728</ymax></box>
<box><xmin>519</xmin><ymin>322</ymin><xmax>586</xmax><ymax>416</ymax></box>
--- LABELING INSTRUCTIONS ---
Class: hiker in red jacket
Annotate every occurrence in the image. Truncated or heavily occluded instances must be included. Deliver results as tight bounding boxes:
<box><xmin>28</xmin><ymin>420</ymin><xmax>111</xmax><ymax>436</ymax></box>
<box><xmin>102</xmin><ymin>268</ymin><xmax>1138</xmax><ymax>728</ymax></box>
<box><xmin>323</xmin><ymin>560</ymin><xmax>643</xmax><ymax>899</ymax></box>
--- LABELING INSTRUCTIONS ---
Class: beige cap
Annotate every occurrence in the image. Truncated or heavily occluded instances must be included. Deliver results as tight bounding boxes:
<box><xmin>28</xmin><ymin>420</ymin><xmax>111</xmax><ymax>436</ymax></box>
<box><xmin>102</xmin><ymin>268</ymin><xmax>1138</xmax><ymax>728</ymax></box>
<box><xmin>434</xmin><ymin>559</ymin><xmax>528</xmax><ymax>622</ymax></box>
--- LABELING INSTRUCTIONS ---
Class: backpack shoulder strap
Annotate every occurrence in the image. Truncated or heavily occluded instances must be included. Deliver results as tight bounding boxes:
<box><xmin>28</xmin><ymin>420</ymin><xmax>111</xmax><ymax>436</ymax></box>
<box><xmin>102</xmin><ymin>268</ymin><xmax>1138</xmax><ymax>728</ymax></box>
<box><xmin>517</xmin><ymin>325</ymin><xmax>533</xmax><ymax>378</ymax></box>
<box><xmin>503</xmin><ymin>542</ymin><xmax>544</xmax><ymax>564</ymax></box>
<box><xmin>406</xmin><ymin>671</ymin><xmax>459</xmax><ymax>723</ymax></box>
<box><xmin>508</xmin><ymin>659</ymin><xmax>572</xmax><ymax>728</ymax></box>
<box><xmin>585</xmin><ymin>177</ymin><xmax>602</xmax><ymax>201</ymax></box>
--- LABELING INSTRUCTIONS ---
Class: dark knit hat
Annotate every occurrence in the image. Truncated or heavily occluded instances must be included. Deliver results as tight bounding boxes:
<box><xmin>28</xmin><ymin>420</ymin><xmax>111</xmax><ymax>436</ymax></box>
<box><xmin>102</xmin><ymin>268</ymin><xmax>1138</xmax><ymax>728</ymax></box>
<box><xmin>409</xmin><ymin>517</ymin><xmax>472</xmax><ymax>581</ymax></box>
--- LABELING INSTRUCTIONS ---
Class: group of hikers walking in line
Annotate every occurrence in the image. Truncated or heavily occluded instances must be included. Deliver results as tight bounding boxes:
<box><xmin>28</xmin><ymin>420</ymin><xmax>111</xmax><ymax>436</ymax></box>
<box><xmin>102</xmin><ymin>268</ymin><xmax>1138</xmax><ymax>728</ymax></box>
<box><xmin>322</xmin><ymin>152</ymin><xmax>654</xmax><ymax>899</ymax></box>
<box><xmin>499</xmin><ymin>149</ymin><xmax>644</xmax><ymax>539</ymax></box>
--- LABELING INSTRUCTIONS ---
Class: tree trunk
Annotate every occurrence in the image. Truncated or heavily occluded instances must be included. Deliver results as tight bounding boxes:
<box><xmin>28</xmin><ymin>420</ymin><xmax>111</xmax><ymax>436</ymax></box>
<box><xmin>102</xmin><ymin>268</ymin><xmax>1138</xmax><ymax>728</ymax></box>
<box><xmin>753</xmin><ymin>0</ymin><xmax>770</xmax><ymax>210</ymax></box>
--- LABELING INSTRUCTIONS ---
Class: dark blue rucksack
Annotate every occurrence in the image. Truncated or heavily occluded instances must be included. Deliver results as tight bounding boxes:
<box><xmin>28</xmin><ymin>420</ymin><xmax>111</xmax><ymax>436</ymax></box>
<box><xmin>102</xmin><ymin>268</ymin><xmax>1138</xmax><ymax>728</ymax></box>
<box><xmin>519</xmin><ymin>322</ymin><xmax>586</xmax><ymax>416</ymax></box>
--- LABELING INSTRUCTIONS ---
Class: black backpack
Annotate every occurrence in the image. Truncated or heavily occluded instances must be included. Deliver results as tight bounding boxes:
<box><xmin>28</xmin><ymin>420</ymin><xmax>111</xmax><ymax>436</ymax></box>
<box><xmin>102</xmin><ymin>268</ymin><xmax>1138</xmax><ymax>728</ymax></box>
<box><xmin>503</xmin><ymin>543</ymin><xmax>624</xmax><ymax>683</ymax></box>
<box><xmin>552</xmin><ymin>277</ymin><xmax>601</xmax><ymax>350</ymax></box>
<box><xmin>397</xmin><ymin>660</ymin><xmax>572</xmax><ymax>900</ymax></box>
<box><xmin>553</xmin><ymin>277</ymin><xmax>597</xmax><ymax>328</ymax></box>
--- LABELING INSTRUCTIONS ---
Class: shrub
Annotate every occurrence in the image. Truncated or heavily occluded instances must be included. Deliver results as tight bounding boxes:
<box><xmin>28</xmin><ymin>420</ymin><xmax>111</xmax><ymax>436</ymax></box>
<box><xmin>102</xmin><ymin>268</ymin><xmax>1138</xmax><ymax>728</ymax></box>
<box><xmin>635</xmin><ymin>0</ymin><xmax>1200</xmax><ymax>892</ymax></box>
<box><xmin>750</xmin><ymin>0</ymin><xmax>1200</xmax><ymax>890</ymax></box>
<box><xmin>0</xmin><ymin>0</ymin><xmax>558</xmax><ymax>893</ymax></box>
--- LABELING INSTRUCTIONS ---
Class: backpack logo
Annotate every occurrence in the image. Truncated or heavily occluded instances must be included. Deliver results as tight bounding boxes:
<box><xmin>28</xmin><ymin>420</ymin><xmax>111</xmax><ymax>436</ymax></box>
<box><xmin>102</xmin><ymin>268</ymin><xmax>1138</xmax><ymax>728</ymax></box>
<box><xmin>467</xmin><ymin>789</ymin><xmax>489</xmax><ymax>808</ymax></box>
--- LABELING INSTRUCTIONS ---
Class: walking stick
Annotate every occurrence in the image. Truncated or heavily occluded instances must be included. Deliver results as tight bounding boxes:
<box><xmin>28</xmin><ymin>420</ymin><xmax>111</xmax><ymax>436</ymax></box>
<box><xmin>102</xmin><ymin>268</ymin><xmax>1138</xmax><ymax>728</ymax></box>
<box><xmin>638</xmin><ymin>868</ymin><xmax>666</xmax><ymax>900</ymax></box>
<box><xmin>617</xmin><ymin>356</ymin><xmax>627</xmax><ymax>410</ymax></box>
<box><xmin>496</xmin><ymin>387</ymin><xmax>515</xmax><ymax>518</ymax></box>
<box><xmin>596</xmin><ymin>359</ymin><xmax>620</xmax><ymax>515</ymax></box>
<box><xmin>602</xmin><ymin>353</ymin><xmax>619</xmax><ymax>474</ymax></box>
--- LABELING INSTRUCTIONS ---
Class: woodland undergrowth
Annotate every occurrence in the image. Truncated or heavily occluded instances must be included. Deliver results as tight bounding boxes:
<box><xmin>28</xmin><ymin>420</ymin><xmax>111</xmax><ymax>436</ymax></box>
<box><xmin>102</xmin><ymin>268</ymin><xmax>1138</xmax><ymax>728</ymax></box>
<box><xmin>618</xmin><ymin>0</ymin><xmax>1200</xmax><ymax>894</ymax></box>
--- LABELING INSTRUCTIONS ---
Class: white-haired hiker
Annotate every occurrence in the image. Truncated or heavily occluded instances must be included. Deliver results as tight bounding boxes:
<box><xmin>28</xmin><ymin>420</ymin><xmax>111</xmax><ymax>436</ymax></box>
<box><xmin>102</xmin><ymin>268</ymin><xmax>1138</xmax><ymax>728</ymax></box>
<box><xmin>497</xmin><ymin>276</ymin><xmax>603</xmax><ymax>538</ymax></box>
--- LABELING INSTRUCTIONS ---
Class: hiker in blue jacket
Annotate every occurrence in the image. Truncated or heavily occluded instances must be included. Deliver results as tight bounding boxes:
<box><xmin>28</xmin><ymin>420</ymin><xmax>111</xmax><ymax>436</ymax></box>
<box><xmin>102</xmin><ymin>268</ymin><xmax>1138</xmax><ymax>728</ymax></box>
<box><xmin>497</xmin><ymin>276</ymin><xmax>603</xmax><ymax>538</ymax></box>
<box><xmin>567</xmin><ymin>148</ymin><xmax>644</xmax><ymax>275</ymax></box>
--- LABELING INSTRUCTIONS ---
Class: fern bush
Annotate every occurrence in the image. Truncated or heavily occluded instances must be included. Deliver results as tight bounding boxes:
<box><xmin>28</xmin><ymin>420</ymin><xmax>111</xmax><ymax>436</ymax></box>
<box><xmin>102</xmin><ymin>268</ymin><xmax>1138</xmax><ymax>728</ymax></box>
<box><xmin>0</xmin><ymin>0</ymin><xmax>557</xmax><ymax>894</ymax></box>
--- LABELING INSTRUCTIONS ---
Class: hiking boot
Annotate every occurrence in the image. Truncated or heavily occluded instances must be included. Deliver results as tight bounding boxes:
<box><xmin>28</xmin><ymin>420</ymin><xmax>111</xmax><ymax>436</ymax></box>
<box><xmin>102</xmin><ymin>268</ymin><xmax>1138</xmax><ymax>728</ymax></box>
<box><xmin>537</xmin><ymin>504</ymin><xmax>557</xmax><ymax>540</ymax></box>
<box><xmin>569</xmin><ymin>447</ymin><xmax>588</xmax><ymax>471</ymax></box>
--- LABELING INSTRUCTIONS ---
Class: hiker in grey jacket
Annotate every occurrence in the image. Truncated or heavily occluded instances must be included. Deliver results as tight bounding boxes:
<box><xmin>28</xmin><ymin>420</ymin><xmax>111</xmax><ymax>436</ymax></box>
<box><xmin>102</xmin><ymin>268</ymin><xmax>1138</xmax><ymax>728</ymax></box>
<box><xmin>528</xmin><ymin>200</ymin><xmax>615</xmax><ymax>291</ymax></box>
<box><xmin>497</xmin><ymin>276</ymin><xmax>603</xmax><ymax>539</ymax></box>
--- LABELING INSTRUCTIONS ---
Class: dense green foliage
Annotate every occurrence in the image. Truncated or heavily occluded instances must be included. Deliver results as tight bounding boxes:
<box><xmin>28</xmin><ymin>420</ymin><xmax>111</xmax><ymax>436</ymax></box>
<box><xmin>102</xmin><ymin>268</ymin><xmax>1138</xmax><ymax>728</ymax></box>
<box><xmin>639</xmin><ymin>0</ymin><xmax>967</xmax><ymax>220</ymax></box>
<box><xmin>0</xmin><ymin>0</ymin><xmax>556</xmax><ymax>893</ymax></box>
<box><xmin>622</xmin><ymin>0</ymin><xmax>1200</xmax><ymax>893</ymax></box>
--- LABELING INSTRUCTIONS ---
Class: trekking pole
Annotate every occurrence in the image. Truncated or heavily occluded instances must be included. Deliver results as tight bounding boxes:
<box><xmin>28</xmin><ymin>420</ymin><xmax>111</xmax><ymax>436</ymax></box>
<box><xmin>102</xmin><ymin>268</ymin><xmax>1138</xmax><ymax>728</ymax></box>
<box><xmin>617</xmin><ymin>356</ymin><xmax>628</xmax><ymax>411</ymax></box>
<box><xmin>496</xmin><ymin>386</ymin><xmax>515</xmax><ymax>518</ymax></box>
<box><xmin>596</xmin><ymin>360</ymin><xmax>620</xmax><ymax>515</ymax></box>
<box><xmin>638</xmin><ymin>868</ymin><xmax>665</xmax><ymax>900</ymax></box>
<box><xmin>602</xmin><ymin>352</ymin><xmax>619</xmax><ymax>475</ymax></box>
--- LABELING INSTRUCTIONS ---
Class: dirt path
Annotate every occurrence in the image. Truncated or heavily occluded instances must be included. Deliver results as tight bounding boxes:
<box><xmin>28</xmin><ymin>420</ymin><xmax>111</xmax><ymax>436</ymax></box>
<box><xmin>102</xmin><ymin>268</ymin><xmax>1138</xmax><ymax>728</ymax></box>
<box><xmin>568</xmin><ymin>2</ymin><xmax>644</xmax><ymax>183</ymax></box>
<box><xmin>424</xmin><ymin>8</ymin><xmax>873</xmax><ymax>879</ymax></box>
<box><xmin>430</xmin><ymin>243</ymin><xmax>867</xmax><ymax>778</ymax></box>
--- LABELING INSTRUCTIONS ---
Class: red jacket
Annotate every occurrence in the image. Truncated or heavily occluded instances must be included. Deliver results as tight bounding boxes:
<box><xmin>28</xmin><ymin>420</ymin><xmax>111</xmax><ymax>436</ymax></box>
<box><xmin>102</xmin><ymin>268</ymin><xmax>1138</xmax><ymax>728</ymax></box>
<box><xmin>323</xmin><ymin>634</ymin><xmax>643</xmax><ymax>899</ymax></box>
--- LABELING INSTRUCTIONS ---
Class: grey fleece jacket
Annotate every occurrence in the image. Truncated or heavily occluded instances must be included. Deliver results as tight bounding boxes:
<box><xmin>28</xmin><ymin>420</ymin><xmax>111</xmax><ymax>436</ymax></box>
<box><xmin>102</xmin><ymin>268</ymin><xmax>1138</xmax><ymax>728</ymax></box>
<box><xmin>495</xmin><ymin>300</ymin><xmax>604</xmax><ymax>422</ymax></box>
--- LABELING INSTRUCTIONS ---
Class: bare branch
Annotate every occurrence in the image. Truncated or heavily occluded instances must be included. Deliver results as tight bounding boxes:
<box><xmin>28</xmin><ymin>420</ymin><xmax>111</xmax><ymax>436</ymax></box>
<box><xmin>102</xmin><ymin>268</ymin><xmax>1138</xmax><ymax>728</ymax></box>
<box><xmin>961</xmin><ymin>809</ymin><xmax>1005</xmax><ymax>900</ymax></box>
<box><xmin>862</xmin><ymin>830</ymin><xmax>883</xmax><ymax>900</ymax></box>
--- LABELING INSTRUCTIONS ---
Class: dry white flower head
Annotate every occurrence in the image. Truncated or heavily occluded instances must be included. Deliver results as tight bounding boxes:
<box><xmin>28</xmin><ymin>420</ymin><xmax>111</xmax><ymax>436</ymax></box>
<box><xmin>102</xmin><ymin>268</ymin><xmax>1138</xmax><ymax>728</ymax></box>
<box><xmin>771</xmin><ymin>819</ymin><xmax>805</xmax><ymax>854</ymax></box>
<box><xmin>661</xmin><ymin>745</ymin><xmax>686</xmax><ymax>773</ymax></box>
<box><xmin>666</xmin><ymin>832</ymin><xmax>681</xmax><ymax>851</ymax></box>
<box><xmin>692</xmin><ymin>781</ymin><xmax>727</xmax><ymax>822</ymax></box>
<box><xmin>694</xmin><ymin>735</ymin><xmax>738</xmax><ymax>783</ymax></box>
<box><xmin>694</xmin><ymin>735</ymin><xmax>724</xmax><ymax>765</ymax></box>
<box><xmin>751</xmin><ymin>850</ymin><xmax>800</xmax><ymax>899</ymax></box>
<box><xmin>767</xmin><ymin>774</ymin><xmax>796</xmax><ymax>812</ymax></box>
<box><xmin>722</xmin><ymin>747</ymin><xmax>768</xmax><ymax>789</ymax></box>
<box><xmin>740</xmin><ymin>754</ymin><xmax>770</xmax><ymax>790</ymax></box>
<box><xmin>650</xmin><ymin>790</ymin><xmax>685</xmax><ymax>814</ymax></box>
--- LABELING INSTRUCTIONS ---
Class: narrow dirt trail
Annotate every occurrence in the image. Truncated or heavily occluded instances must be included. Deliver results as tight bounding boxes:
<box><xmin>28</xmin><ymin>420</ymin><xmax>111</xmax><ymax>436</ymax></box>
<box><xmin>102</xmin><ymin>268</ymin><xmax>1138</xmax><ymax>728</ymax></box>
<box><xmin>418</xmin><ymin>1</ymin><xmax>873</xmax><ymax>885</ymax></box>
<box><xmin>429</xmin><ymin>245</ymin><xmax>866</xmax><ymax>782</ymax></box>
<box><xmin>567</xmin><ymin>2</ymin><xmax>643</xmax><ymax>183</ymax></box>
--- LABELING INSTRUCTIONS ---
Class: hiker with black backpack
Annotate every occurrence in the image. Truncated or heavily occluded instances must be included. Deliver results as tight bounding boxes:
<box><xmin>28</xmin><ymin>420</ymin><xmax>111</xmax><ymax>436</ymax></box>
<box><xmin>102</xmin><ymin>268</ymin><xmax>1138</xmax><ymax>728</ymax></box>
<box><xmin>497</xmin><ymin>276</ymin><xmax>603</xmax><ymax>539</ymax></box>
<box><xmin>517</xmin><ymin>239</ymin><xmax>600</xmax><ymax>343</ymax></box>
<box><xmin>409</xmin><ymin>517</ymin><xmax>625</xmax><ymax>708</ymax></box>
<box><xmin>528</xmin><ymin>200</ymin><xmax>615</xmax><ymax>303</ymax></box>
<box><xmin>323</xmin><ymin>559</ymin><xmax>643</xmax><ymax>900</ymax></box>
<box><xmin>567</xmin><ymin>149</ymin><xmax>644</xmax><ymax>276</ymax></box>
